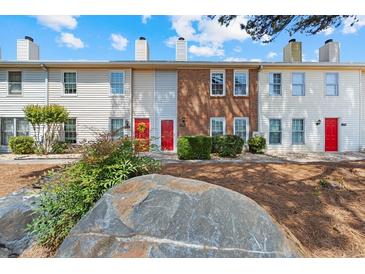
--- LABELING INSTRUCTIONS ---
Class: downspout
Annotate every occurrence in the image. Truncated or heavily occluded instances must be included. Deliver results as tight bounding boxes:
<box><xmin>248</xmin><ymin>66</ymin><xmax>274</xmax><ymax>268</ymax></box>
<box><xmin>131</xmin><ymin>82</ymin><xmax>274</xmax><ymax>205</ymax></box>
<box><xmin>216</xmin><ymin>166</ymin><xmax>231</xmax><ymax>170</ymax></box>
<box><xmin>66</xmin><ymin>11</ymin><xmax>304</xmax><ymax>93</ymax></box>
<box><xmin>40</xmin><ymin>63</ymin><xmax>49</xmax><ymax>106</ymax></box>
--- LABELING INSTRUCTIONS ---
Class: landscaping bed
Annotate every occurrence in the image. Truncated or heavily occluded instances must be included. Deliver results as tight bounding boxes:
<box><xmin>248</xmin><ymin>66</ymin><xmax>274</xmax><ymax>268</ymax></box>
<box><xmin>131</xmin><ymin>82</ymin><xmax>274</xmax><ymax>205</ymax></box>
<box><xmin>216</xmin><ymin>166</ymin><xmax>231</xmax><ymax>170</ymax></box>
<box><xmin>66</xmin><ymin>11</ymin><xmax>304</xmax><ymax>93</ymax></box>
<box><xmin>161</xmin><ymin>161</ymin><xmax>365</xmax><ymax>257</ymax></box>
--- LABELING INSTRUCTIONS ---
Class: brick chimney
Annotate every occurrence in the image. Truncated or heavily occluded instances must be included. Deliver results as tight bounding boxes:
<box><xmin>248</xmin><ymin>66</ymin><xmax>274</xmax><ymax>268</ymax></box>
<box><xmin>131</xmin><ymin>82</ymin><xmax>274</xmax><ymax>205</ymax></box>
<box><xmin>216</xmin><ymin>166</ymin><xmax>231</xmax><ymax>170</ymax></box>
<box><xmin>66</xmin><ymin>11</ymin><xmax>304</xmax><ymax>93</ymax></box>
<box><xmin>283</xmin><ymin>39</ymin><xmax>302</xmax><ymax>62</ymax></box>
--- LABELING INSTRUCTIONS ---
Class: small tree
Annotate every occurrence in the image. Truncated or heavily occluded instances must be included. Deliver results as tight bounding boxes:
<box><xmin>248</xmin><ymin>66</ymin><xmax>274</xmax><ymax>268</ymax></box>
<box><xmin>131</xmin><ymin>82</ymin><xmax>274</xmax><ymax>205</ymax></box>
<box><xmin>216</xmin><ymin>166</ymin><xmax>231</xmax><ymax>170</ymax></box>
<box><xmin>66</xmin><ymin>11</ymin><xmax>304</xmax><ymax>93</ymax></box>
<box><xmin>24</xmin><ymin>104</ymin><xmax>69</xmax><ymax>154</ymax></box>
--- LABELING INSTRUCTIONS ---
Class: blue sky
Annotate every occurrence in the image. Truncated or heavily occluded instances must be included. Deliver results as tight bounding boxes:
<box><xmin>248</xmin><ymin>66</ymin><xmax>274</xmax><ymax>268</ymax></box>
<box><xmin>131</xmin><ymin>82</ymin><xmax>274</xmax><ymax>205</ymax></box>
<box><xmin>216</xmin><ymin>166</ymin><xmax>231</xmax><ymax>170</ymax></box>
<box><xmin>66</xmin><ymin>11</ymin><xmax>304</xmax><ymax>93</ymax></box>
<box><xmin>0</xmin><ymin>15</ymin><xmax>365</xmax><ymax>62</ymax></box>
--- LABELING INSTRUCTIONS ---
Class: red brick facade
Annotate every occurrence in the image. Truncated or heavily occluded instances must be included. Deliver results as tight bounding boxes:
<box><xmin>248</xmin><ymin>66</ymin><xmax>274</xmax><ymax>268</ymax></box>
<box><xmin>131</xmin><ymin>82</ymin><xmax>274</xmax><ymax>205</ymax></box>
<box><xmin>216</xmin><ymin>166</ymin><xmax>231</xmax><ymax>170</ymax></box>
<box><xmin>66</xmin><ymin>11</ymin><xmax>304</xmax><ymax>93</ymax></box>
<box><xmin>177</xmin><ymin>68</ymin><xmax>258</xmax><ymax>137</ymax></box>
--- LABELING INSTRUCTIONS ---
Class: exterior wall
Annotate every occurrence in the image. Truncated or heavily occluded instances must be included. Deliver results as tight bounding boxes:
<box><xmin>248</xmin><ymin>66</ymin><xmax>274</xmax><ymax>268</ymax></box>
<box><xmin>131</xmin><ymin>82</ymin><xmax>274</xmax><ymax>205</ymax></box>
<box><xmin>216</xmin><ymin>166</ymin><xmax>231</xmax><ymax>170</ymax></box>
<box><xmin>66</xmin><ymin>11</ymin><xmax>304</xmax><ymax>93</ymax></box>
<box><xmin>177</xmin><ymin>68</ymin><xmax>258</xmax><ymax>137</ymax></box>
<box><xmin>361</xmin><ymin>72</ymin><xmax>365</xmax><ymax>150</ymax></box>
<box><xmin>132</xmin><ymin>70</ymin><xmax>155</xmax><ymax>142</ymax></box>
<box><xmin>49</xmin><ymin>68</ymin><xmax>132</xmax><ymax>142</ymax></box>
<box><xmin>259</xmin><ymin>69</ymin><xmax>361</xmax><ymax>152</ymax></box>
<box><xmin>155</xmin><ymin>70</ymin><xmax>177</xmax><ymax>151</ymax></box>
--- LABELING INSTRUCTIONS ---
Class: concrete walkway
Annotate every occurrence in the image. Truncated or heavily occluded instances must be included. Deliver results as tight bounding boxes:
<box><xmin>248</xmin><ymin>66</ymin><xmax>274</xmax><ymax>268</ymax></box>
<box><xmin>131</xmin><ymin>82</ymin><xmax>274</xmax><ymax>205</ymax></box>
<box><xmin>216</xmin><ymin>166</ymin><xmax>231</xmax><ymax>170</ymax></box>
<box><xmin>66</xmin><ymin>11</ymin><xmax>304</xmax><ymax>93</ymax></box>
<box><xmin>141</xmin><ymin>151</ymin><xmax>365</xmax><ymax>164</ymax></box>
<box><xmin>0</xmin><ymin>153</ymin><xmax>81</xmax><ymax>165</ymax></box>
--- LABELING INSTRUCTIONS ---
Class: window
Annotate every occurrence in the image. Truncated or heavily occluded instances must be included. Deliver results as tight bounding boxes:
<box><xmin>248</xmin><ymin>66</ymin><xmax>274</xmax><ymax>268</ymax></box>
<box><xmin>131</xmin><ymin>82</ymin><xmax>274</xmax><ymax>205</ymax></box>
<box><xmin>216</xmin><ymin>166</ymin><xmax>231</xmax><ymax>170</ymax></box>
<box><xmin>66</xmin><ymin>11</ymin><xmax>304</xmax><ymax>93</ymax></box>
<box><xmin>210</xmin><ymin>117</ymin><xmax>225</xmax><ymax>136</ymax></box>
<box><xmin>64</xmin><ymin>72</ymin><xmax>77</xmax><ymax>94</ymax></box>
<box><xmin>269</xmin><ymin>73</ymin><xmax>282</xmax><ymax>96</ymax></box>
<box><xmin>16</xmin><ymin>118</ymin><xmax>29</xmax><ymax>136</ymax></box>
<box><xmin>111</xmin><ymin>118</ymin><xmax>124</xmax><ymax>140</ymax></box>
<box><xmin>211</xmin><ymin>71</ymin><xmax>225</xmax><ymax>96</ymax></box>
<box><xmin>8</xmin><ymin>71</ymin><xmax>22</xmax><ymax>95</ymax></box>
<box><xmin>110</xmin><ymin>72</ymin><xmax>125</xmax><ymax>95</ymax></box>
<box><xmin>292</xmin><ymin>119</ymin><xmax>305</xmax><ymax>145</ymax></box>
<box><xmin>292</xmin><ymin>73</ymin><xmax>305</xmax><ymax>96</ymax></box>
<box><xmin>64</xmin><ymin>118</ymin><xmax>77</xmax><ymax>143</ymax></box>
<box><xmin>234</xmin><ymin>118</ymin><xmax>248</xmax><ymax>141</ymax></box>
<box><xmin>269</xmin><ymin>119</ymin><xmax>282</xmax><ymax>144</ymax></box>
<box><xmin>234</xmin><ymin>71</ymin><xmax>248</xmax><ymax>96</ymax></box>
<box><xmin>325</xmin><ymin>73</ymin><xmax>339</xmax><ymax>96</ymax></box>
<box><xmin>1</xmin><ymin>118</ymin><xmax>29</xmax><ymax>146</ymax></box>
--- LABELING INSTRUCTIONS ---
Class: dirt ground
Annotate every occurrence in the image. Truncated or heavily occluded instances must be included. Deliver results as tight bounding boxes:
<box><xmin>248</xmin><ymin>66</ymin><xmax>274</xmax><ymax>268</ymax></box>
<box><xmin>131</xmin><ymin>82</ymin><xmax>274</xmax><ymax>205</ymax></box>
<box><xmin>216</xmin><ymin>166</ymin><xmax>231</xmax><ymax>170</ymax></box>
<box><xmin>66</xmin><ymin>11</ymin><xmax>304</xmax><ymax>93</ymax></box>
<box><xmin>161</xmin><ymin>161</ymin><xmax>365</xmax><ymax>258</ymax></box>
<box><xmin>0</xmin><ymin>164</ymin><xmax>58</xmax><ymax>197</ymax></box>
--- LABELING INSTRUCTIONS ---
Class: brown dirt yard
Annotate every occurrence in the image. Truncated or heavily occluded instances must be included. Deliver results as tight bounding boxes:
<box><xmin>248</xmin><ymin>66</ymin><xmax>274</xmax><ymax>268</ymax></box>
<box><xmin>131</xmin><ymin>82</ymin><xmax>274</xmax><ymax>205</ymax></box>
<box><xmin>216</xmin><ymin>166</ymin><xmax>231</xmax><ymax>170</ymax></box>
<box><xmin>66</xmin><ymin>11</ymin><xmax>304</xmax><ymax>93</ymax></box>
<box><xmin>0</xmin><ymin>164</ymin><xmax>58</xmax><ymax>197</ymax></box>
<box><xmin>161</xmin><ymin>161</ymin><xmax>365</xmax><ymax>258</ymax></box>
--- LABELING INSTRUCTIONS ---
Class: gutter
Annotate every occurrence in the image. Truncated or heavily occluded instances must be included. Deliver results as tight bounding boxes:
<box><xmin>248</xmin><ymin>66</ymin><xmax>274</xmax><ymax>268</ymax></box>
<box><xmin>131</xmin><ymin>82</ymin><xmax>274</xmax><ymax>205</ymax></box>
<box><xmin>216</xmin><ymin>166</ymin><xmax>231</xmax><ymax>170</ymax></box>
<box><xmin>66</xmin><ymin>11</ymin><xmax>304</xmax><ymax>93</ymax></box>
<box><xmin>40</xmin><ymin>63</ymin><xmax>49</xmax><ymax>105</ymax></box>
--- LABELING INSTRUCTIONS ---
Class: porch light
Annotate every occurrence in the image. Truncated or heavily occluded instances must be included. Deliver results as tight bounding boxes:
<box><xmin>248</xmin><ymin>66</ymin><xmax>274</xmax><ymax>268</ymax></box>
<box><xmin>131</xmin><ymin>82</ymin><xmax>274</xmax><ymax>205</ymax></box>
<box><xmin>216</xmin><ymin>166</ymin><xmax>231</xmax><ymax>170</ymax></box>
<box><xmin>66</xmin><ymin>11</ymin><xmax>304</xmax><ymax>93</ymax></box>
<box><xmin>315</xmin><ymin>120</ymin><xmax>321</xmax><ymax>126</ymax></box>
<box><xmin>180</xmin><ymin>117</ymin><xmax>186</xmax><ymax>127</ymax></box>
<box><xmin>124</xmin><ymin>120</ymin><xmax>130</xmax><ymax>129</ymax></box>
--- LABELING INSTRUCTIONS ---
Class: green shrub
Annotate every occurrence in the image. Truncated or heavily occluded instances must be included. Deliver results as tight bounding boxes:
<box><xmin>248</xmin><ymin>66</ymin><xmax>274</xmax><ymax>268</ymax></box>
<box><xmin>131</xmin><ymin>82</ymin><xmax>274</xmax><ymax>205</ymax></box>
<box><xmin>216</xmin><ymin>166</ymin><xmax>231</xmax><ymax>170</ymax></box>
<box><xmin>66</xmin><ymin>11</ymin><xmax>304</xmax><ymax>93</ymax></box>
<box><xmin>211</xmin><ymin>135</ymin><xmax>244</xmax><ymax>157</ymax></box>
<box><xmin>8</xmin><ymin>136</ymin><xmax>35</xmax><ymax>154</ymax></box>
<box><xmin>51</xmin><ymin>141</ymin><xmax>68</xmax><ymax>154</ymax></box>
<box><xmin>177</xmin><ymin>136</ymin><xmax>212</xmax><ymax>160</ymax></box>
<box><xmin>248</xmin><ymin>135</ymin><xmax>266</xmax><ymax>154</ymax></box>
<box><xmin>28</xmin><ymin>134</ymin><xmax>161</xmax><ymax>250</ymax></box>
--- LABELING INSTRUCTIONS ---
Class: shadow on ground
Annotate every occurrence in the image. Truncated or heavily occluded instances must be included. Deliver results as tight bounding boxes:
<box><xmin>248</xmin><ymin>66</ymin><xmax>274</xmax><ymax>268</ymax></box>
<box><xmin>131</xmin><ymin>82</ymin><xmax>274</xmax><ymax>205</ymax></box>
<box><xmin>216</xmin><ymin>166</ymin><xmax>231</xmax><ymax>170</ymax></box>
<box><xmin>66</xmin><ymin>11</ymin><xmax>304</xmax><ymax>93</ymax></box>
<box><xmin>161</xmin><ymin>161</ymin><xmax>365</xmax><ymax>257</ymax></box>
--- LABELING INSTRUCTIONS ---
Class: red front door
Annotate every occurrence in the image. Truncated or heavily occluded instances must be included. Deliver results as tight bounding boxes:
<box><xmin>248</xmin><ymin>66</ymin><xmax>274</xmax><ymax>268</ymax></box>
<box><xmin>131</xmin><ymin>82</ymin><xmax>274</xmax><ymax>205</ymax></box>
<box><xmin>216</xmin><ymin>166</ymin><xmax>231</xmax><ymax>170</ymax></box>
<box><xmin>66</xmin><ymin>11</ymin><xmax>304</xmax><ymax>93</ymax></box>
<box><xmin>161</xmin><ymin>120</ymin><xmax>174</xmax><ymax>151</ymax></box>
<box><xmin>134</xmin><ymin>118</ymin><xmax>150</xmax><ymax>151</ymax></box>
<box><xmin>325</xmin><ymin>118</ymin><xmax>338</xmax><ymax>152</ymax></box>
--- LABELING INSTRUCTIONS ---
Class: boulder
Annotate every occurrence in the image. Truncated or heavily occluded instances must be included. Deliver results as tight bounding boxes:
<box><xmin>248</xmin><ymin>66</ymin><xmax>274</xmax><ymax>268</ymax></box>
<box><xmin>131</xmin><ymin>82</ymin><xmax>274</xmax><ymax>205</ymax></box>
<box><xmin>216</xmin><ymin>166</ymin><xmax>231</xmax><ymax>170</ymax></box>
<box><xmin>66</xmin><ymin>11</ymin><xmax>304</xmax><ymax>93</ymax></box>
<box><xmin>0</xmin><ymin>188</ymin><xmax>39</xmax><ymax>257</ymax></box>
<box><xmin>56</xmin><ymin>174</ymin><xmax>301</xmax><ymax>258</ymax></box>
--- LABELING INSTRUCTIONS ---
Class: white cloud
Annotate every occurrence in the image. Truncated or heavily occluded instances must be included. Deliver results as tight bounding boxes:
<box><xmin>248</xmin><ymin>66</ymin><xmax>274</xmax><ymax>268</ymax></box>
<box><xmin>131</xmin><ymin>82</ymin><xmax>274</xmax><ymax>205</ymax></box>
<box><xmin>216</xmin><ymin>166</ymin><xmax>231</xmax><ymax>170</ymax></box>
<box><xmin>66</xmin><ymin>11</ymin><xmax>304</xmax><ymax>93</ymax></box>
<box><xmin>314</xmin><ymin>49</ymin><xmax>319</xmax><ymax>59</ymax></box>
<box><xmin>249</xmin><ymin>58</ymin><xmax>262</xmax><ymax>62</ymax></box>
<box><xmin>321</xmin><ymin>26</ymin><xmax>334</xmax><ymax>36</ymax></box>
<box><xmin>35</xmin><ymin>15</ymin><xmax>78</xmax><ymax>32</ymax></box>
<box><xmin>110</xmin><ymin>33</ymin><xmax>128</xmax><ymax>51</ymax></box>
<box><xmin>58</xmin><ymin>32</ymin><xmax>84</xmax><ymax>49</ymax></box>
<box><xmin>189</xmin><ymin>45</ymin><xmax>224</xmax><ymax>57</ymax></box>
<box><xmin>266</xmin><ymin>51</ymin><xmax>278</xmax><ymax>59</ymax></box>
<box><xmin>343</xmin><ymin>16</ymin><xmax>365</xmax><ymax>34</ymax></box>
<box><xmin>142</xmin><ymin>15</ymin><xmax>152</xmax><ymax>24</ymax></box>
<box><xmin>224</xmin><ymin>57</ymin><xmax>247</xmax><ymax>62</ymax></box>
<box><xmin>233</xmin><ymin>46</ymin><xmax>242</xmax><ymax>53</ymax></box>
<box><xmin>167</xmin><ymin>16</ymin><xmax>249</xmax><ymax>57</ymax></box>
<box><xmin>164</xmin><ymin>36</ymin><xmax>178</xmax><ymax>48</ymax></box>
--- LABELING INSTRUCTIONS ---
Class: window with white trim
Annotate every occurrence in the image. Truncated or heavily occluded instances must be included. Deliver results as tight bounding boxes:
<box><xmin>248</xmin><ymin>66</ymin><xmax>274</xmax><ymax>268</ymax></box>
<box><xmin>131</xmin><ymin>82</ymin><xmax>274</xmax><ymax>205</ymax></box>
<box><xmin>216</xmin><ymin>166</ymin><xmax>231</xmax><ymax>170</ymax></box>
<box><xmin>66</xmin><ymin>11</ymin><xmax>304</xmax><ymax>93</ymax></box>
<box><xmin>111</xmin><ymin>118</ymin><xmax>124</xmax><ymax>140</ymax></box>
<box><xmin>64</xmin><ymin>118</ymin><xmax>77</xmax><ymax>143</ymax></box>
<box><xmin>110</xmin><ymin>72</ymin><xmax>125</xmax><ymax>95</ymax></box>
<box><xmin>8</xmin><ymin>71</ymin><xmax>22</xmax><ymax>95</ymax></box>
<box><xmin>210</xmin><ymin>117</ymin><xmax>225</xmax><ymax>136</ymax></box>
<box><xmin>1</xmin><ymin>118</ymin><xmax>29</xmax><ymax>146</ymax></box>
<box><xmin>64</xmin><ymin>72</ymin><xmax>77</xmax><ymax>94</ymax></box>
<box><xmin>325</xmin><ymin>73</ymin><xmax>339</xmax><ymax>96</ymax></box>
<box><xmin>234</xmin><ymin>71</ymin><xmax>248</xmax><ymax>96</ymax></box>
<box><xmin>269</xmin><ymin>73</ymin><xmax>282</xmax><ymax>96</ymax></box>
<box><xmin>269</xmin><ymin>119</ymin><xmax>282</xmax><ymax>144</ymax></box>
<box><xmin>292</xmin><ymin>73</ymin><xmax>305</xmax><ymax>96</ymax></box>
<box><xmin>292</xmin><ymin>119</ymin><xmax>305</xmax><ymax>145</ymax></box>
<box><xmin>234</xmin><ymin>118</ymin><xmax>248</xmax><ymax>141</ymax></box>
<box><xmin>211</xmin><ymin>71</ymin><xmax>225</xmax><ymax>96</ymax></box>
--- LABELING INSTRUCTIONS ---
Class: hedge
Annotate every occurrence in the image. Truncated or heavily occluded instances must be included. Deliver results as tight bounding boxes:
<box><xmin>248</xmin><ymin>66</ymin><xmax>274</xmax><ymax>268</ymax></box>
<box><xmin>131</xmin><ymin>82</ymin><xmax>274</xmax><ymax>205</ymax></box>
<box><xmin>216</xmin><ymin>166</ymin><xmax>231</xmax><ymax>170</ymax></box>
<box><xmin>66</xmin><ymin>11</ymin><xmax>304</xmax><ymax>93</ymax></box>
<box><xmin>8</xmin><ymin>136</ymin><xmax>35</xmax><ymax>154</ymax></box>
<box><xmin>248</xmin><ymin>135</ymin><xmax>266</xmax><ymax>154</ymax></box>
<box><xmin>177</xmin><ymin>136</ymin><xmax>212</xmax><ymax>160</ymax></box>
<box><xmin>211</xmin><ymin>135</ymin><xmax>244</xmax><ymax>157</ymax></box>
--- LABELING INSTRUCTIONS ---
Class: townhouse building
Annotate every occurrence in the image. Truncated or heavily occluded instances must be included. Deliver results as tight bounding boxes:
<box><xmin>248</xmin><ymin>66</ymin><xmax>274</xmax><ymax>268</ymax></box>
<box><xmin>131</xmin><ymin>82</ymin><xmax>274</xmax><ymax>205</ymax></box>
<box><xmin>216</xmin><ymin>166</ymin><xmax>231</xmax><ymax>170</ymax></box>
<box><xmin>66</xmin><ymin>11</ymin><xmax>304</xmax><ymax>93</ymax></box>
<box><xmin>0</xmin><ymin>36</ymin><xmax>364</xmax><ymax>153</ymax></box>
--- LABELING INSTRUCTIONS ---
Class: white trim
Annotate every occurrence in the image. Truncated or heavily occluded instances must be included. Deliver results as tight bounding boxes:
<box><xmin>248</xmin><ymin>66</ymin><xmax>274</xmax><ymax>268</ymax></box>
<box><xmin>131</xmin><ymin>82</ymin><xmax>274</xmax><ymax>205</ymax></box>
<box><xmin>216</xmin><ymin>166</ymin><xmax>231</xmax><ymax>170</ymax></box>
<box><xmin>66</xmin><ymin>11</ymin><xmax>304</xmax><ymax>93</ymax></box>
<box><xmin>64</xmin><ymin>117</ymin><xmax>77</xmax><ymax>144</ymax></box>
<box><xmin>324</xmin><ymin>72</ymin><xmax>339</xmax><ymax>97</ymax></box>
<box><xmin>233</xmin><ymin>117</ymin><xmax>249</xmax><ymax>141</ymax></box>
<box><xmin>210</xmin><ymin>117</ymin><xmax>226</xmax><ymax>136</ymax></box>
<box><xmin>109</xmin><ymin>117</ymin><xmax>125</xmax><ymax>140</ymax></box>
<box><xmin>62</xmin><ymin>70</ymin><xmax>78</xmax><ymax>96</ymax></box>
<box><xmin>6</xmin><ymin>70</ymin><xmax>23</xmax><ymax>96</ymax></box>
<box><xmin>291</xmin><ymin>72</ymin><xmax>306</xmax><ymax>96</ymax></box>
<box><xmin>109</xmin><ymin>70</ymin><xmax>126</xmax><ymax>96</ymax></box>
<box><xmin>159</xmin><ymin>118</ymin><xmax>176</xmax><ymax>152</ymax></box>
<box><xmin>233</xmin><ymin>69</ymin><xmax>249</xmax><ymax>96</ymax></box>
<box><xmin>291</xmin><ymin>118</ymin><xmax>306</xmax><ymax>145</ymax></box>
<box><xmin>269</xmin><ymin>72</ymin><xmax>282</xmax><ymax>96</ymax></box>
<box><xmin>268</xmin><ymin>118</ymin><xmax>282</xmax><ymax>145</ymax></box>
<box><xmin>210</xmin><ymin>69</ymin><xmax>226</xmax><ymax>96</ymax></box>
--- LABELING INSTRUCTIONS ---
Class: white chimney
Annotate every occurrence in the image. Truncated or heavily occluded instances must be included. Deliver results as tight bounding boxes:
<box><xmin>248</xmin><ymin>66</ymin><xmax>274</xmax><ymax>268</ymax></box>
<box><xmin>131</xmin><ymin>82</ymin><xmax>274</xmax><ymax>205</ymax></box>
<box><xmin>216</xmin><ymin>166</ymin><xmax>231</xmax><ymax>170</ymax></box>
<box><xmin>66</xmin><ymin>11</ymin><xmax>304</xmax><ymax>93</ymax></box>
<box><xmin>176</xmin><ymin>37</ymin><xmax>187</xmax><ymax>61</ymax></box>
<box><xmin>283</xmin><ymin>39</ymin><xmax>302</xmax><ymax>62</ymax></box>
<box><xmin>135</xmin><ymin>37</ymin><xmax>149</xmax><ymax>61</ymax></box>
<box><xmin>17</xmin><ymin>36</ymin><xmax>39</xmax><ymax>61</ymax></box>
<box><xmin>319</xmin><ymin>39</ymin><xmax>340</xmax><ymax>62</ymax></box>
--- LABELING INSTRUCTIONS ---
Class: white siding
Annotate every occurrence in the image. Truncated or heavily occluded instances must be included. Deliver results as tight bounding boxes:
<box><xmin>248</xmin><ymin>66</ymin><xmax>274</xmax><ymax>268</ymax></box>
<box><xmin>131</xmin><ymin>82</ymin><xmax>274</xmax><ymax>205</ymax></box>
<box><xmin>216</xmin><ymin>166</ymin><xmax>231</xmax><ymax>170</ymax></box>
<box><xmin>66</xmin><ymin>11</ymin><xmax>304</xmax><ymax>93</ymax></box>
<box><xmin>259</xmin><ymin>69</ymin><xmax>361</xmax><ymax>152</ymax></box>
<box><xmin>48</xmin><ymin>69</ymin><xmax>132</xmax><ymax>142</ymax></box>
<box><xmin>132</xmin><ymin>70</ymin><xmax>155</xmax><ymax>142</ymax></box>
<box><xmin>155</xmin><ymin>70</ymin><xmax>177</xmax><ymax>151</ymax></box>
<box><xmin>361</xmin><ymin>72</ymin><xmax>365</xmax><ymax>150</ymax></box>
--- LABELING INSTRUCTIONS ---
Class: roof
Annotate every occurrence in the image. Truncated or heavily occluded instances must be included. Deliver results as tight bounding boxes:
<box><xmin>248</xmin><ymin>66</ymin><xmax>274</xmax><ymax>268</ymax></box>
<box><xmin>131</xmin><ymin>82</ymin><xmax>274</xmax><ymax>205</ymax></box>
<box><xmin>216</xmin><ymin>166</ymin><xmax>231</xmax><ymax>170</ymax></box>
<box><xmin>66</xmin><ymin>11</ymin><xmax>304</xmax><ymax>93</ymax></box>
<box><xmin>0</xmin><ymin>60</ymin><xmax>365</xmax><ymax>70</ymax></box>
